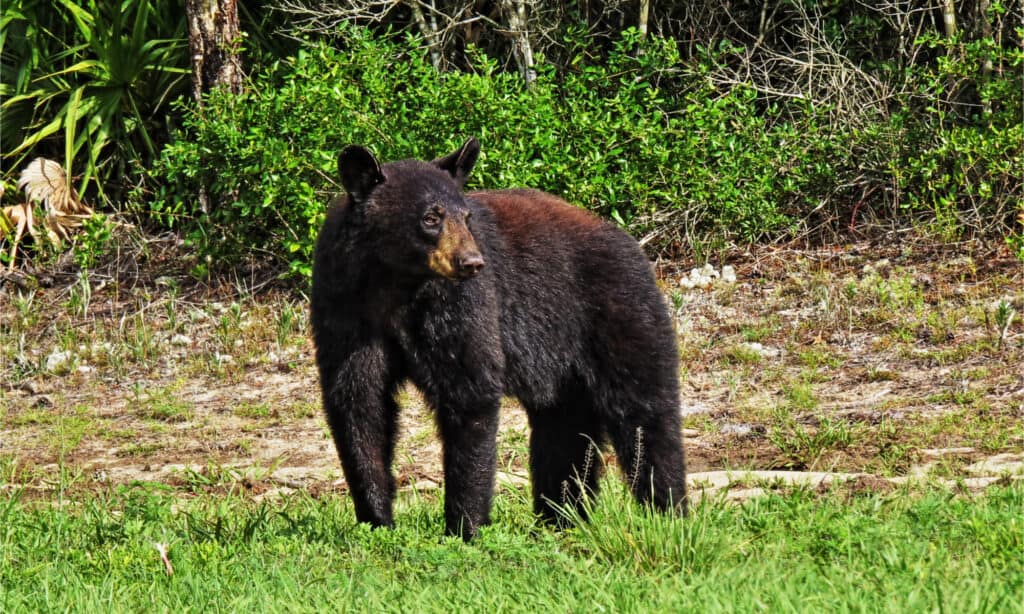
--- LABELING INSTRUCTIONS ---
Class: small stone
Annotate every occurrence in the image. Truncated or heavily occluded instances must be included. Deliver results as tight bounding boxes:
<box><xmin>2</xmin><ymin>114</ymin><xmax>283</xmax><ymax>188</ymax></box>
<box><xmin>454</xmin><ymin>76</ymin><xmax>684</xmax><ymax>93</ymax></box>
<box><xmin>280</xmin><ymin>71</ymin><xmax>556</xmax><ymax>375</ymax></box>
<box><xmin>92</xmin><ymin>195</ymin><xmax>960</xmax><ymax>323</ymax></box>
<box><xmin>740</xmin><ymin>342</ymin><xmax>780</xmax><ymax>358</ymax></box>
<box><xmin>721</xmin><ymin>265</ymin><xmax>737</xmax><ymax>284</ymax></box>
<box><xmin>45</xmin><ymin>350</ymin><xmax>72</xmax><ymax>372</ymax></box>
<box><xmin>170</xmin><ymin>334</ymin><xmax>192</xmax><ymax>346</ymax></box>
<box><xmin>679</xmin><ymin>401</ymin><xmax>712</xmax><ymax>416</ymax></box>
<box><xmin>720</xmin><ymin>424</ymin><xmax>754</xmax><ymax>437</ymax></box>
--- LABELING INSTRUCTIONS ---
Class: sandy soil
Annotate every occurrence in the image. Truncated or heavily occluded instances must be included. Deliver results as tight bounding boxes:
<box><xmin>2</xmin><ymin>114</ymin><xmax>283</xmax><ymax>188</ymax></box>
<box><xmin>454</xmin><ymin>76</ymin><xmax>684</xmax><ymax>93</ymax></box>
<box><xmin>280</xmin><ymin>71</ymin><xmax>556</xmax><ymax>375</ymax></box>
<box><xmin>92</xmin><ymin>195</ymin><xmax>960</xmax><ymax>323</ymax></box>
<box><xmin>2</xmin><ymin>241</ymin><xmax>1022</xmax><ymax>501</ymax></box>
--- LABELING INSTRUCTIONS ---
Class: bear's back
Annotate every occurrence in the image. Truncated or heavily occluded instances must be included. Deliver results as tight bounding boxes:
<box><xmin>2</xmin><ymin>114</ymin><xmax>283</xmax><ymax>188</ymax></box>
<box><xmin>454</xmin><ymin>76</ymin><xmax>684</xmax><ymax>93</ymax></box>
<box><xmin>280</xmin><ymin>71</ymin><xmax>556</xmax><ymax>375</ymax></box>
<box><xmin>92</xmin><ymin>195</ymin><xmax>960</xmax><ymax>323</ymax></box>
<box><xmin>467</xmin><ymin>189</ymin><xmax>674</xmax><ymax>406</ymax></box>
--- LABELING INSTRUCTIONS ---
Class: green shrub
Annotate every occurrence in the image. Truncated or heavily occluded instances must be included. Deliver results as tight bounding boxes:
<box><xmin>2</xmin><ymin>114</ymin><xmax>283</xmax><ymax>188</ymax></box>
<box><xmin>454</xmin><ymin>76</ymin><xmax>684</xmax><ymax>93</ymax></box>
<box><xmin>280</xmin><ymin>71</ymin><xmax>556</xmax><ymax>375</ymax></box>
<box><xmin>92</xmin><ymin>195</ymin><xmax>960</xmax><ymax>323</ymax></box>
<box><xmin>148</xmin><ymin>25</ymin><xmax>1022</xmax><ymax>278</ymax></box>
<box><xmin>891</xmin><ymin>30</ymin><xmax>1024</xmax><ymax>242</ymax></box>
<box><xmin>149</xmin><ymin>28</ymin><xmax>836</xmax><ymax>277</ymax></box>
<box><xmin>2</xmin><ymin>0</ymin><xmax>188</xmax><ymax>205</ymax></box>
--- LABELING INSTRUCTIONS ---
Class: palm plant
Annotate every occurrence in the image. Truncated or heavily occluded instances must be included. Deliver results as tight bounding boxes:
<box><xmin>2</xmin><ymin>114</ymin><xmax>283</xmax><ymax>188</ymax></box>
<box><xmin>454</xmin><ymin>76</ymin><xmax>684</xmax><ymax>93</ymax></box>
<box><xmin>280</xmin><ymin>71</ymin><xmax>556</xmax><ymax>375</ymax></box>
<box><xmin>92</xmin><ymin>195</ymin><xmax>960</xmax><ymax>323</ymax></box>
<box><xmin>1</xmin><ymin>0</ymin><xmax>189</xmax><ymax>205</ymax></box>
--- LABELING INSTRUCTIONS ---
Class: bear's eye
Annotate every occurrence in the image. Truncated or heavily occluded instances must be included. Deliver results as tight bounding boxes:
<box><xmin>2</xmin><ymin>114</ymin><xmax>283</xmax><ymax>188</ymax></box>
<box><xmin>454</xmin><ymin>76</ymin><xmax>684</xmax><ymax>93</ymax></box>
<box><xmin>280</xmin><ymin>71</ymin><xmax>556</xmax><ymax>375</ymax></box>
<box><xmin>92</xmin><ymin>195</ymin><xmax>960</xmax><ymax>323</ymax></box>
<box><xmin>423</xmin><ymin>211</ymin><xmax>443</xmax><ymax>227</ymax></box>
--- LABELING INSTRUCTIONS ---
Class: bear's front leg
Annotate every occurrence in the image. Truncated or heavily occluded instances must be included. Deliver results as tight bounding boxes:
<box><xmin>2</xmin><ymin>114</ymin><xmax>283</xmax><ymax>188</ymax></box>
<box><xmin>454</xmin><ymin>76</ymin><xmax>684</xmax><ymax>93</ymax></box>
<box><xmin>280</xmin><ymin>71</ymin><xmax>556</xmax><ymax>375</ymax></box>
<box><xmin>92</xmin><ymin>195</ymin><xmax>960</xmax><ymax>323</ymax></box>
<box><xmin>436</xmin><ymin>403</ymin><xmax>500</xmax><ymax>540</ymax></box>
<box><xmin>318</xmin><ymin>343</ymin><xmax>401</xmax><ymax>528</ymax></box>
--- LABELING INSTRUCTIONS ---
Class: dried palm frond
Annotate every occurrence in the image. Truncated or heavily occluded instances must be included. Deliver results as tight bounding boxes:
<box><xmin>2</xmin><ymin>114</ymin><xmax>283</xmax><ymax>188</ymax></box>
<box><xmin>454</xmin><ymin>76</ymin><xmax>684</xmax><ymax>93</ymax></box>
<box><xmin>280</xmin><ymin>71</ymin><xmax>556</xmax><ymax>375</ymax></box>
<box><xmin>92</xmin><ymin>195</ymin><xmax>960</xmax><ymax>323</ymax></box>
<box><xmin>2</xmin><ymin>158</ymin><xmax>98</xmax><ymax>271</ymax></box>
<box><xmin>43</xmin><ymin>211</ymin><xmax>91</xmax><ymax>243</ymax></box>
<box><xmin>18</xmin><ymin>158</ymin><xmax>93</xmax><ymax>217</ymax></box>
<box><xmin>1</xmin><ymin>203</ymin><xmax>36</xmax><ymax>272</ymax></box>
<box><xmin>18</xmin><ymin>157</ymin><xmax>94</xmax><ymax>244</ymax></box>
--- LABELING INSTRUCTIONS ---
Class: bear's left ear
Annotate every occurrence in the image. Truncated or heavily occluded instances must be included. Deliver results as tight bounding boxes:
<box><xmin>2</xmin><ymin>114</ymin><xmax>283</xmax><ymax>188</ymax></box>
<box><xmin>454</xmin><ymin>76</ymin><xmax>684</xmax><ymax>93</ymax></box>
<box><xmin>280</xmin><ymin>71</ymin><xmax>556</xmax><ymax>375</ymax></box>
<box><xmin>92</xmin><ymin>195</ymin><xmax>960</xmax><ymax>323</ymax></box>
<box><xmin>433</xmin><ymin>137</ymin><xmax>480</xmax><ymax>188</ymax></box>
<box><xmin>338</xmin><ymin>145</ymin><xmax>386</xmax><ymax>204</ymax></box>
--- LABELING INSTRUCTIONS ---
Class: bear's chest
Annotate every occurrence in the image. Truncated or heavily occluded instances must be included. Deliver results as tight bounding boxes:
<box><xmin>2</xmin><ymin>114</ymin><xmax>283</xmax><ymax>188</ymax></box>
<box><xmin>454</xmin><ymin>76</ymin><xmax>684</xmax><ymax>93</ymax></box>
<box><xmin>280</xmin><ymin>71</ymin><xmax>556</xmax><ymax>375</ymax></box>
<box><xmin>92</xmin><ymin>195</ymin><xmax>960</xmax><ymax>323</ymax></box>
<box><xmin>393</xmin><ymin>283</ymin><xmax>478</xmax><ymax>357</ymax></box>
<box><xmin>389</xmin><ymin>280</ymin><xmax>505</xmax><ymax>402</ymax></box>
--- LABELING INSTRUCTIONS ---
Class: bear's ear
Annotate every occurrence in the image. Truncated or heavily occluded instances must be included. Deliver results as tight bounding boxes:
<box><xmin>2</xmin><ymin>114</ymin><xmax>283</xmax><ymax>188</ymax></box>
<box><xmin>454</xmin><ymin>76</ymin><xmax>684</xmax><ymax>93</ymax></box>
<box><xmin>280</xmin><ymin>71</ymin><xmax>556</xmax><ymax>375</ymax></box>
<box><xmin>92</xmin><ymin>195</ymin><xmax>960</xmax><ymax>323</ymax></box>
<box><xmin>338</xmin><ymin>145</ymin><xmax>385</xmax><ymax>203</ymax></box>
<box><xmin>433</xmin><ymin>137</ymin><xmax>480</xmax><ymax>188</ymax></box>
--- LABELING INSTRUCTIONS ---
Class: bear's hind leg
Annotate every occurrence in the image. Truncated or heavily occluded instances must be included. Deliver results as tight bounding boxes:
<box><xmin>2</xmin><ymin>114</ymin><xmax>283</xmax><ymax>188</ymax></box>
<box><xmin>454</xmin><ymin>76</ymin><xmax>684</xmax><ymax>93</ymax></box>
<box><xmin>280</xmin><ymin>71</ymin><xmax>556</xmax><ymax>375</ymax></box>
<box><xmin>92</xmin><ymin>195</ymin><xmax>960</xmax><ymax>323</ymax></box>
<box><xmin>526</xmin><ymin>395</ymin><xmax>605</xmax><ymax>525</ymax></box>
<box><xmin>607</xmin><ymin>406</ymin><xmax>688</xmax><ymax>516</ymax></box>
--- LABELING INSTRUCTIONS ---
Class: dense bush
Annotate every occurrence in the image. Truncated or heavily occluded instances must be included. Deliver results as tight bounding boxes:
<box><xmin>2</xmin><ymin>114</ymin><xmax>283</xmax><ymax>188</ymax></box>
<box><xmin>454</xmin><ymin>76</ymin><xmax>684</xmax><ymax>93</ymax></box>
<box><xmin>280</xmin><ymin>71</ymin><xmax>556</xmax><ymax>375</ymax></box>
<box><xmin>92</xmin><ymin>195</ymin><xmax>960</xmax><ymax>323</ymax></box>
<box><xmin>888</xmin><ymin>30</ymin><xmax>1024</xmax><ymax>250</ymax></box>
<box><xmin>149</xmin><ymin>27</ymin><xmax>1022</xmax><ymax>277</ymax></box>
<box><xmin>149</xmin><ymin>29</ymin><xmax>834</xmax><ymax>276</ymax></box>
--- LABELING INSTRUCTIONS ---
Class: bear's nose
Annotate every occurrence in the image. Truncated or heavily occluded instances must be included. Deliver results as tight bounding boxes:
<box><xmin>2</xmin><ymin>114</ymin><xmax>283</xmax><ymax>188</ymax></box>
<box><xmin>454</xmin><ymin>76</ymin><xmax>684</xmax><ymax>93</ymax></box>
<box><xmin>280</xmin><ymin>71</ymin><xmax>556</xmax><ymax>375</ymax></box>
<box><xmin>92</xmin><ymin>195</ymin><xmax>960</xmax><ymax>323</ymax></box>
<box><xmin>457</xmin><ymin>253</ymin><xmax>485</xmax><ymax>277</ymax></box>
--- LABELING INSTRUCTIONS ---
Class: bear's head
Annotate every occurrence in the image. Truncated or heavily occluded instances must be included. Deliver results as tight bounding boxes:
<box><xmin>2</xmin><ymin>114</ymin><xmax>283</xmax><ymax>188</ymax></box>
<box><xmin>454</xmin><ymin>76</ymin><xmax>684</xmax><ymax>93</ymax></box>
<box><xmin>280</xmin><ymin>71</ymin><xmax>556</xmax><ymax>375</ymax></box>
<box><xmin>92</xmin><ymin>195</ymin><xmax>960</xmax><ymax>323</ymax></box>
<box><xmin>337</xmin><ymin>138</ymin><xmax>485</xmax><ymax>281</ymax></box>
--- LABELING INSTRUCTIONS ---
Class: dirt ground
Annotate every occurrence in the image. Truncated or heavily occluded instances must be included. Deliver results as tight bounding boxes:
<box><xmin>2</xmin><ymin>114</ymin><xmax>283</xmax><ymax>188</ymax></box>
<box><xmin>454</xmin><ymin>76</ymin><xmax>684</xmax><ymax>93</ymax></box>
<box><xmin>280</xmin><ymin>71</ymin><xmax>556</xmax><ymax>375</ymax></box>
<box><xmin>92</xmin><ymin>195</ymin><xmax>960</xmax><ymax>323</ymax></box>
<box><xmin>1</xmin><ymin>240</ymin><xmax>1022</xmax><ymax>501</ymax></box>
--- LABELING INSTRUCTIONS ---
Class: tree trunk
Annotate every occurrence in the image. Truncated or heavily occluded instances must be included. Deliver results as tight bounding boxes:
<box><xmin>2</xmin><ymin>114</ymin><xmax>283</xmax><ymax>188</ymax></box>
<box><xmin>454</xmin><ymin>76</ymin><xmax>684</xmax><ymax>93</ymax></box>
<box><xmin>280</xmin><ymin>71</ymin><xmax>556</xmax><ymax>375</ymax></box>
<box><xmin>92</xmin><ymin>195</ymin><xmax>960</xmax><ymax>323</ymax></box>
<box><xmin>978</xmin><ymin>0</ymin><xmax>994</xmax><ymax>115</ymax></box>
<box><xmin>407</xmin><ymin>0</ymin><xmax>443</xmax><ymax>71</ymax></box>
<box><xmin>500</xmin><ymin>0</ymin><xmax>536</xmax><ymax>86</ymax></box>
<box><xmin>639</xmin><ymin>0</ymin><xmax>650</xmax><ymax>39</ymax></box>
<box><xmin>940</xmin><ymin>0</ymin><xmax>956</xmax><ymax>38</ymax></box>
<box><xmin>978</xmin><ymin>0</ymin><xmax>994</xmax><ymax>76</ymax></box>
<box><xmin>186</xmin><ymin>0</ymin><xmax>243</xmax><ymax>214</ymax></box>
<box><xmin>186</xmin><ymin>0</ymin><xmax>243</xmax><ymax>103</ymax></box>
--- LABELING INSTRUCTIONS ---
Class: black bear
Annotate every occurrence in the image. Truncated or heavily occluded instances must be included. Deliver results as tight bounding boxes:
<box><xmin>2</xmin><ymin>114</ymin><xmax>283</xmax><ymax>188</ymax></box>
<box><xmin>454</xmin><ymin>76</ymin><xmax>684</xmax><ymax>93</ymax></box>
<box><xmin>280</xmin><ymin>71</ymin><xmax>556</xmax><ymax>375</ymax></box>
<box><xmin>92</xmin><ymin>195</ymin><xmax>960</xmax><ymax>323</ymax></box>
<box><xmin>311</xmin><ymin>138</ymin><xmax>686</xmax><ymax>539</ymax></box>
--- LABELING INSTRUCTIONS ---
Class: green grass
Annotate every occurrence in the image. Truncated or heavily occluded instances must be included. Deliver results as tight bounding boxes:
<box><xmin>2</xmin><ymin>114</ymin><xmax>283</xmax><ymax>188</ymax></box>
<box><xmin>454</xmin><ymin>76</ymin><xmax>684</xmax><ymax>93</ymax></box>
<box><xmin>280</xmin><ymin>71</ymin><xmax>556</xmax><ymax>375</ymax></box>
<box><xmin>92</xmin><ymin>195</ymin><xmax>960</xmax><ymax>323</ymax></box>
<box><xmin>0</xmin><ymin>481</ymin><xmax>1020</xmax><ymax>612</ymax></box>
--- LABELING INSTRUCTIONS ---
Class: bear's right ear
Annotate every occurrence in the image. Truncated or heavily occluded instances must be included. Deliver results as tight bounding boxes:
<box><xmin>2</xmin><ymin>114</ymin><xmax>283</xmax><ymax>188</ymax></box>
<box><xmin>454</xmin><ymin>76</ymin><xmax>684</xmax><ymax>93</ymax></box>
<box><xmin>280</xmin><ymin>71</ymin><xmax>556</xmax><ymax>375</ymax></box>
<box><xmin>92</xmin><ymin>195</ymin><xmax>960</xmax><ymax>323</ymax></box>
<box><xmin>338</xmin><ymin>145</ymin><xmax>385</xmax><ymax>203</ymax></box>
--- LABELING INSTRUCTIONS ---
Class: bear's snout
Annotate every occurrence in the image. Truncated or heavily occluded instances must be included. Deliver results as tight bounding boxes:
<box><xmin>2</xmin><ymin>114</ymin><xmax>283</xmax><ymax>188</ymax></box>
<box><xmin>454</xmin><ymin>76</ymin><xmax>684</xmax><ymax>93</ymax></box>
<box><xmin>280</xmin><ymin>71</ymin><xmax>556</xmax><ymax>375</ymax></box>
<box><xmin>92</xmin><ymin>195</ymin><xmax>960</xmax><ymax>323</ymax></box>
<box><xmin>428</xmin><ymin>217</ymin><xmax>485</xmax><ymax>280</ymax></box>
<box><xmin>456</xmin><ymin>251</ymin><xmax>485</xmax><ymax>278</ymax></box>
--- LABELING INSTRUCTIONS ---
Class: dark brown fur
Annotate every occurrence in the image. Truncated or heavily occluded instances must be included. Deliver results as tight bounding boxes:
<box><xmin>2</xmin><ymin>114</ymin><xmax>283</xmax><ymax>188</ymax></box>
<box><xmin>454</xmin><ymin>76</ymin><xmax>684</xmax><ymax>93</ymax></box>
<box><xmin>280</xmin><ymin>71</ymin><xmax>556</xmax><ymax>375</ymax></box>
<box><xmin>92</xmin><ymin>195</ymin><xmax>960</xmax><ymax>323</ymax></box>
<box><xmin>311</xmin><ymin>139</ymin><xmax>687</xmax><ymax>539</ymax></box>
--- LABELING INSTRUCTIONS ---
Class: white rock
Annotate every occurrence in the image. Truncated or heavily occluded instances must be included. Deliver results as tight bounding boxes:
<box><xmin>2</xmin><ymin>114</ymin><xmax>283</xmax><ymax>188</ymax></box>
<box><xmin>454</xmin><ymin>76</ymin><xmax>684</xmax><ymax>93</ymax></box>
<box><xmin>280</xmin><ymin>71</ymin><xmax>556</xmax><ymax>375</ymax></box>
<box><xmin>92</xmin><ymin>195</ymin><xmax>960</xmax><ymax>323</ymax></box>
<box><xmin>170</xmin><ymin>334</ymin><xmax>192</xmax><ymax>346</ymax></box>
<box><xmin>679</xmin><ymin>401</ymin><xmax>713</xmax><ymax>416</ymax></box>
<box><xmin>693</xmin><ymin>268</ymin><xmax>713</xmax><ymax>289</ymax></box>
<box><xmin>45</xmin><ymin>350</ymin><xmax>72</xmax><ymax>372</ymax></box>
<box><xmin>720</xmin><ymin>424</ymin><xmax>754</xmax><ymax>436</ymax></box>
<box><xmin>740</xmin><ymin>342</ymin><xmax>780</xmax><ymax>358</ymax></box>
<box><xmin>680</xmin><ymin>264</ymin><xmax>733</xmax><ymax>290</ymax></box>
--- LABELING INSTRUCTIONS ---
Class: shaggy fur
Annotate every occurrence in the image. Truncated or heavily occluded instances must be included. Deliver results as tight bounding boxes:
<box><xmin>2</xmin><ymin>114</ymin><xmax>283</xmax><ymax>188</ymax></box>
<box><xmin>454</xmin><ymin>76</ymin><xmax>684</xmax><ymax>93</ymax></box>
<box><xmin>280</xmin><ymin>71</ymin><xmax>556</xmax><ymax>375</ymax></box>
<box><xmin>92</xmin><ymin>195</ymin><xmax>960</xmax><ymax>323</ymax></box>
<box><xmin>311</xmin><ymin>139</ymin><xmax>686</xmax><ymax>539</ymax></box>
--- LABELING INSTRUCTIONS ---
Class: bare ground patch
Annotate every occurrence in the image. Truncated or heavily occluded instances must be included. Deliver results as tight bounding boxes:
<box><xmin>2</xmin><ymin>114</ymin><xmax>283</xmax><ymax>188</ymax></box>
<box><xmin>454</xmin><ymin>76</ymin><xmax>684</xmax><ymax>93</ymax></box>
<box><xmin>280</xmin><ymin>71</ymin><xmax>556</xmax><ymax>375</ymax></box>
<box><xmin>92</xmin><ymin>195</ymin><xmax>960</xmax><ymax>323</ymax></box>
<box><xmin>1</xmin><ymin>241</ymin><xmax>1022</xmax><ymax>502</ymax></box>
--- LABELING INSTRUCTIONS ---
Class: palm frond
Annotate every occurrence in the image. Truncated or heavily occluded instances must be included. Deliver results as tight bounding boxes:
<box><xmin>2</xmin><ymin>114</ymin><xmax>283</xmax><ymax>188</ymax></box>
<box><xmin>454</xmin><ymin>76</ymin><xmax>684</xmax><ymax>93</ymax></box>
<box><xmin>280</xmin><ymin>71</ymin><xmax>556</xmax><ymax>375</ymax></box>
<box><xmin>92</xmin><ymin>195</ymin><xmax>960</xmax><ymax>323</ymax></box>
<box><xmin>17</xmin><ymin>157</ymin><xmax>93</xmax><ymax>217</ymax></box>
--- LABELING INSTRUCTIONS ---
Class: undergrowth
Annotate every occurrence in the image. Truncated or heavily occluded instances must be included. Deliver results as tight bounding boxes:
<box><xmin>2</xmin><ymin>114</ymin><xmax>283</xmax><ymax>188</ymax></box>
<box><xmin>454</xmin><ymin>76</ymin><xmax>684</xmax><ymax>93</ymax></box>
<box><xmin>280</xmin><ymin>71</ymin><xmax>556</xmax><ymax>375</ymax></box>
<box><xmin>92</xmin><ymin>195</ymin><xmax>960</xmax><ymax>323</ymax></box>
<box><xmin>0</xmin><ymin>479</ymin><xmax>1020</xmax><ymax>612</ymax></box>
